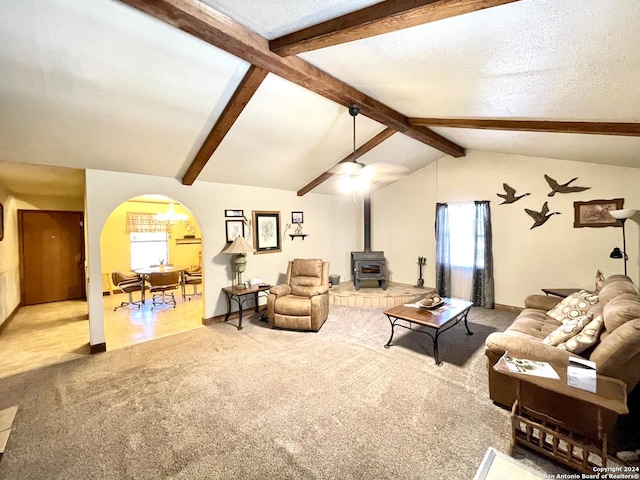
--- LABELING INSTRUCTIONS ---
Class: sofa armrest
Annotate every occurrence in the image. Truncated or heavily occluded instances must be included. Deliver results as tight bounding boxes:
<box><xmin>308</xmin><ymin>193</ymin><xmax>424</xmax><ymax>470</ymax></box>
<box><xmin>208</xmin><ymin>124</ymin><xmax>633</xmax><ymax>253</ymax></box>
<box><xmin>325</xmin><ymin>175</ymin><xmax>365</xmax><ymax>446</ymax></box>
<box><xmin>269</xmin><ymin>285</ymin><xmax>291</xmax><ymax>297</ymax></box>
<box><xmin>486</xmin><ymin>331</ymin><xmax>574</xmax><ymax>365</ymax></box>
<box><xmin>524</xmin><ymin>294</ymin><xmax>561</xmax><ymax>311</ymax></box>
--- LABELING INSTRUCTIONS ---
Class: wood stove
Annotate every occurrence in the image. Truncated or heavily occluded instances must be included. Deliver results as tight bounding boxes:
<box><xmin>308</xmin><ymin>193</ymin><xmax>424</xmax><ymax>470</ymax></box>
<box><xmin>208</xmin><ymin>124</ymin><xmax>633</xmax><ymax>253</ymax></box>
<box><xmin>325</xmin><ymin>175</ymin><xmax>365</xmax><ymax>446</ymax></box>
<box><xmin>351</xmin><ymin>196</ymin><xmax>387</xmax><ymax>291</ymax></box>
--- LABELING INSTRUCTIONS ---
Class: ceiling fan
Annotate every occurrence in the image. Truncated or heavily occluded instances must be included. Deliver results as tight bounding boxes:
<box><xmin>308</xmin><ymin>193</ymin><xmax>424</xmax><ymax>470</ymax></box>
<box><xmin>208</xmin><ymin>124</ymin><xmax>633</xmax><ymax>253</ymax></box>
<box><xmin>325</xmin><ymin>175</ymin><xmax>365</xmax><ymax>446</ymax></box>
<box><xmin>330</xmin><ymin>106</ymin><xmax>410</xmax><ymax>193</ymax></box>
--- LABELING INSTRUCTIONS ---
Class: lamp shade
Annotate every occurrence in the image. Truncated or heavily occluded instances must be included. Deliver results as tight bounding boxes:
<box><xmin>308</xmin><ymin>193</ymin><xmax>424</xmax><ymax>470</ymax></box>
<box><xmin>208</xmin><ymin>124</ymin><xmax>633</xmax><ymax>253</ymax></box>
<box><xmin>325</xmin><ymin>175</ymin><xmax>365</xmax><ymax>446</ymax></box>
<box><xmin>610</xmin><ymin>247</ymin><xmax>624</xmax><ymax>259</ymax></box>
<box><xmin>223</xmin><ymin>236</ymin><xmax>255</xmax><ymax>254</ymax></box>
<box><xmin>609</xmin><ymin>209</ymin><xmax>636</xmax><ymax>220</ymax></box>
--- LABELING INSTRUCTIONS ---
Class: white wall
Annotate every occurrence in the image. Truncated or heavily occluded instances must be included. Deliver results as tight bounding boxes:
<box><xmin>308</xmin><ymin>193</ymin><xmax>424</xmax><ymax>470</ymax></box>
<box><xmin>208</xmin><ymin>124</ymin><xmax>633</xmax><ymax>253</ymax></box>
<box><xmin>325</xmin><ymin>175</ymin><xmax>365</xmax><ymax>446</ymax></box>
<box><xmin>373</xmin><ymin>150</ymin><xmax>640</xmax><ymax>307</ymax></box>
<box><xmin>85</xmin><ymin>169</ymin><xmax>359</xmax><ymax>346</ymax></box>
<box><xmin>0</xmin><ymin>185</ymin><xmax>20</xmax><ymax>326</ymax></box>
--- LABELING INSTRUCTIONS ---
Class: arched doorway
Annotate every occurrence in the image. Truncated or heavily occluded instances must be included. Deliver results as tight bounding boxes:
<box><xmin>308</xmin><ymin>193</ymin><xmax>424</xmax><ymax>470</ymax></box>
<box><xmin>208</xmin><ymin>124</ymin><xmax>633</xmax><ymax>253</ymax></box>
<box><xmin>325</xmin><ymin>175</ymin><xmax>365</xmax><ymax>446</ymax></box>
<box><xmin>100</xmin><ymin>194</ymin><xmax>204</xmax><ymax>350</ymax></box>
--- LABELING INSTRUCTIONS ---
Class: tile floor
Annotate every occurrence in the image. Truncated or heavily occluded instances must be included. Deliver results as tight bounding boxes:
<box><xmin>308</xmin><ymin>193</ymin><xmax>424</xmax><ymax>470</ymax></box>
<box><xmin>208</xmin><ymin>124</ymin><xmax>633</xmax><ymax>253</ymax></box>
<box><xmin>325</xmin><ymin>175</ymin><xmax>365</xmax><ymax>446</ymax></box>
<box><xmin>0</xmin><ymin>291</ymin><xmax>204</xmax><ymax>379</ymax></box>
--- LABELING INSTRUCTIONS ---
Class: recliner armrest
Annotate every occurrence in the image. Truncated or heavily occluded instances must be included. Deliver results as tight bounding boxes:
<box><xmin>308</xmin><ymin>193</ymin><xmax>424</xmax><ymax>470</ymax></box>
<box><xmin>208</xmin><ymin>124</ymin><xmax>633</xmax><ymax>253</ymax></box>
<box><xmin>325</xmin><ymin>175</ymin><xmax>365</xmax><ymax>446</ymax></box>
<box><xmin>309</xmin><ymin>286</ymin><xmax>329</xmax><ymax>297</ymax></box>
<box><xmin>269</xmin><ymin>285</ymin><xmax>291</xmax><ymax>297</ymax></box>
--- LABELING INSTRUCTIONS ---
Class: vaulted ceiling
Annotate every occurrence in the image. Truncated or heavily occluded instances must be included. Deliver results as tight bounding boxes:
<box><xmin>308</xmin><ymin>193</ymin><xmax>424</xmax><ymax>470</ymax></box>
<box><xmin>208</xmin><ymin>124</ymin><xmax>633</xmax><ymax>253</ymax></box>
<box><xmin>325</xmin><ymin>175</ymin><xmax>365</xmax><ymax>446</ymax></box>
<box><xmin>0</xmin><ymin>0</ymin><xmax>639</xmax><ymax>198</ymax></box>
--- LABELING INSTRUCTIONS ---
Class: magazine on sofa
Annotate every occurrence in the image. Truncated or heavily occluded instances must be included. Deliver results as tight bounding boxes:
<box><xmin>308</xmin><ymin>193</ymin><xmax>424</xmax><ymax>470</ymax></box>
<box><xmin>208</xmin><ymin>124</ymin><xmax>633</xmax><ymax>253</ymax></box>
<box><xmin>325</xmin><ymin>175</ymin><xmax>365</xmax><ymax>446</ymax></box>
<box><xmin>499</xmin><ymin>352</ymin><xmax>560</xmax><ymax>379</ymax></box>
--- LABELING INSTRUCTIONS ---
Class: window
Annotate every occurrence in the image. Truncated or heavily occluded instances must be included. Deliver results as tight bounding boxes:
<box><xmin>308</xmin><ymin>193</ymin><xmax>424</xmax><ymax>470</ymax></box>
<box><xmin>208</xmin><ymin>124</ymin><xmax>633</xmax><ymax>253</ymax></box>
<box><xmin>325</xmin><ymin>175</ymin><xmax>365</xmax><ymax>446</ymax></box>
<box><xmin>130</xmin><ymin>232</ymin><xmax>168</xmax><ymax>270</ymax></box>
<box><xmin>447</xmin><ymin>202</ymin><xmax>484</xmax><ymax>269</ymax></box>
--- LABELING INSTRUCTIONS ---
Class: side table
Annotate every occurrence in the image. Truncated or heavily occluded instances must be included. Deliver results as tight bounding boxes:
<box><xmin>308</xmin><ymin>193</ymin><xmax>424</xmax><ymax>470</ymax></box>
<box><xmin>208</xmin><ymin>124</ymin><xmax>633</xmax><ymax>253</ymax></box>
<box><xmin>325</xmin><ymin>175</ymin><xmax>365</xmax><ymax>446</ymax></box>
<box><xmin>222</xmin><ymin>285</ymin><xmax>271</xmax><ymax>330</ymax></box>
<box><xmin>541</xmin><ymin>288</ymin><xmax>581</xmax><ymax>298</ymax></box>
<box><xmin>493</xmin><ymin>357</ymin><xmax>628</xmax><ymax>474</ymax></box>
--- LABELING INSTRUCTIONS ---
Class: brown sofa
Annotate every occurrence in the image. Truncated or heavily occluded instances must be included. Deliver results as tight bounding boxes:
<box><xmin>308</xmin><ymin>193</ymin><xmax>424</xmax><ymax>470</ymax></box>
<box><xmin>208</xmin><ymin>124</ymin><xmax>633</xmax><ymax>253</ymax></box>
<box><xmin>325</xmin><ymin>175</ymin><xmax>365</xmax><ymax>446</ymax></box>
<box><xmin>485</xmin><ymin>274</ymin><xmax>640</xmax><ymax>437</ymax></box>
<box><xmin>267</xmin><ymin>259</ymin><xmax>330</xmax><ymax>332</ymax></box>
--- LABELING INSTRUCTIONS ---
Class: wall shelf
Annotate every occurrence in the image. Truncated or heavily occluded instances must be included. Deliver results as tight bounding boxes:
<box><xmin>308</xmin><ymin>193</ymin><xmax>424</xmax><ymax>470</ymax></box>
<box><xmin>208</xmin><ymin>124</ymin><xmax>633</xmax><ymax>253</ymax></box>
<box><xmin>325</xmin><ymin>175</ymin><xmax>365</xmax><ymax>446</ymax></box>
<box><xmin>289</xmin><ymin>234</ymin><xmax>308</xmax><ymax>241</ymax></box>
<box><xmin>176</xmin><ymin>237</ymin><xmax>201</xmax><ymax>245</ymax></box>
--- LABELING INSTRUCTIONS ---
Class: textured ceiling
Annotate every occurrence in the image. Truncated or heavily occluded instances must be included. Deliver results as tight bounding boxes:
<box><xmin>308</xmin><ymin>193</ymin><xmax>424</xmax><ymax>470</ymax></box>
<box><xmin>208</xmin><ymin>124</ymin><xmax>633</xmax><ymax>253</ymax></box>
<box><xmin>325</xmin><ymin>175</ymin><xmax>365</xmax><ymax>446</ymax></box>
<box><xmin>0</xmin><ymin>0</ymin><xmax>638</xmax><ymax>198</ymax></box>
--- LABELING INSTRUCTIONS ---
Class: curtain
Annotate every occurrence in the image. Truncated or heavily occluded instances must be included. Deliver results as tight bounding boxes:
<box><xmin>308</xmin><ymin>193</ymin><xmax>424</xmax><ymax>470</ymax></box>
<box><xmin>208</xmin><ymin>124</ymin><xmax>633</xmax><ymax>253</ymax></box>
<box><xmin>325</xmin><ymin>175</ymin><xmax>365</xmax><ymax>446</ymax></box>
<box><xmin>434</xmin><ymin>203</ymin><xmax>451</xmax><ymax>298</ymax></box>
<box><xmin>125</xmin><ymin>212</ymin><xmax>169</xmax><ymax>233</ymax></box>
<box><xmin>472</xmin><ymin>201</ymin><xmax>494</xmax><ymax>308</ymax></box>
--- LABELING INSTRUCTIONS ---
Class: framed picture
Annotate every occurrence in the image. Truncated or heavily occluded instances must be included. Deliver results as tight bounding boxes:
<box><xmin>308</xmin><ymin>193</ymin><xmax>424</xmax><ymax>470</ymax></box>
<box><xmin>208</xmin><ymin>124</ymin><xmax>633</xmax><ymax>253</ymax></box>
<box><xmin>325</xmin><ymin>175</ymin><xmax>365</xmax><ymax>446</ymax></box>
<box><xmin>291</xmin><ymin>211</ymin><xmax>304</xmax><ymax>224</ymax></box>
<box><xmin>0</xmin><ymin>203</ymin><xmax>3</xmax><ymax>241</ymax></box>
<box><xmin>225</xmin><ymin>219</ymin><xmax>245</xmax><ymax>243</ymax></box>
<box><xmin>252</xmin><ymin>211</ymin><xmax>281</xmax><ymax>254</ymax></box>
<box><xmin>225</xmin><ymin>209</ymin><xmax>244</xmax><ymax>218</ymax></box>
<box><xmin>573</xmin><ymin>198</ymin><xmax>624</xmax><ymax>228</ymax></box>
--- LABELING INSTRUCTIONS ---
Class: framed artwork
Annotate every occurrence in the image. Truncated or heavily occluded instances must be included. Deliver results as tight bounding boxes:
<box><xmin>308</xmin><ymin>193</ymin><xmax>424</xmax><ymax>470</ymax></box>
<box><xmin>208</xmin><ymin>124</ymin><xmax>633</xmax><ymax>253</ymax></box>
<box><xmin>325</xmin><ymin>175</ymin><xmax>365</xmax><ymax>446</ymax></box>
<box><xmin>225</xmin><ymin>209</ymin><xmax>244</xmax><ymax>218</ymax></box>
<box><xmin>225</xmin><ymin>219</ymin><xmax>245</xmax><ymax>243</ymax></box>
<box><xmin>252</xmin><ymin>211</ymin><xmax>281</xmax><ymax>254</ymax></box>
<box><xmin>573</xmin><ymin>198</ymin><xmax>624</xmax><ymax>228</ymax></box>
<box><xmin>0</xmin><ymin>203</ymin><xmax>3</xmax><ymax>241</ymax></box>
<box><xmin>291</xmin><ymin>211</ymin><xmax>304</xmax><ymax>224</ymax></box>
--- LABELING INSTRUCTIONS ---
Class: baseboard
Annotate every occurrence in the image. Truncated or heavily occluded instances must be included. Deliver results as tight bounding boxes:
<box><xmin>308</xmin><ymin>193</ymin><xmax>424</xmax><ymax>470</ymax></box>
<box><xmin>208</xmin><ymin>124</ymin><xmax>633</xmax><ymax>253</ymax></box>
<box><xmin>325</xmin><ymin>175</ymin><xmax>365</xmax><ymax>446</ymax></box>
<box><xmin>90</xmin><ymin>343</ymin><xmax>107</xmax><ymax>354</ymax></box>
<box><xmin>494</xmin><ymin>303</ymin><xmax>523</xmax><ymax>313</ymax></box>
<box><xmin>0</xmin><ymin>303</ymin><xmax>21</xmax><ymax>335</ymax></box>
<box><xmin>203</xmin><ymin>306</ymin><xmax>265</xmax><ymax>325</ymax></box>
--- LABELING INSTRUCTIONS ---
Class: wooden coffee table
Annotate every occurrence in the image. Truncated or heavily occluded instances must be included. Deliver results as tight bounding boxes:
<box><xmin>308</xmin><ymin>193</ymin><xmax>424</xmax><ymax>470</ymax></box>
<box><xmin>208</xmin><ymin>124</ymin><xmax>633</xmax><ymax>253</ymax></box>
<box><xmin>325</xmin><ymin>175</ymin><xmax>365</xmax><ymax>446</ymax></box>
<box><xmin>383</xmin><ymin>298</ymin><xmax>474</xmax><ymax>365</ymax></box>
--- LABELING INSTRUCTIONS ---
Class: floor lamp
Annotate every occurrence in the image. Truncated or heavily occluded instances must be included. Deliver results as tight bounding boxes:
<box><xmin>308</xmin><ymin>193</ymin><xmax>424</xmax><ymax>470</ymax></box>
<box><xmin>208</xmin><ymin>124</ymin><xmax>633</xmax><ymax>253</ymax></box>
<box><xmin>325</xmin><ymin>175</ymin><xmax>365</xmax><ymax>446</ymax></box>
<box><xmin>609</xmin><ymin>209</ymin><xmax>636</xmax><ymax>276</ymax></box>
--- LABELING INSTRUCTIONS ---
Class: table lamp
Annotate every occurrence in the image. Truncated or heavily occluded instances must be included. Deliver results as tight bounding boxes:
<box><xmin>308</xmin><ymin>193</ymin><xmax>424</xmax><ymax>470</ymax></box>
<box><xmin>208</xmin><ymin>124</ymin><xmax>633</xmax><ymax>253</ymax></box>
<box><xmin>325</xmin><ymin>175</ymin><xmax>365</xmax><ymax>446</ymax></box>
<box><xmin>609</xmin><ymin>209</ymin><xmax>636</xmax><ymax>276</ymax></box>
<box><xmin>223</xmin><ymin>236</ymin><xmax>255</xmax><ymax>288</ymax></box>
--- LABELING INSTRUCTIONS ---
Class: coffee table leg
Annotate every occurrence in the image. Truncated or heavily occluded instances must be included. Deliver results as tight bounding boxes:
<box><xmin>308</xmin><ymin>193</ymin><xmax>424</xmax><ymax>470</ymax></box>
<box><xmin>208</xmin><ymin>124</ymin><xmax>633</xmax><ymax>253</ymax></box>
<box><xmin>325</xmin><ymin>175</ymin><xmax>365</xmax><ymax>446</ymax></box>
<box><xmin>433</xmin><ymin>330</ymin><xmax>442</xmax><ymax>366</ymax></box>
<box><xmin>462</xmin><ymin>309</ymin><xmax>473</xmax><ymax>335</ymax></box>
<box><xmin>238</xmin><ymin>306</ymin><xmax>243</xmax><ymax>331</ymax></box>
<box><xmin>384</xmin><ymin>315</ymin><xmax>396</xmax><ymax>348</ymax></box>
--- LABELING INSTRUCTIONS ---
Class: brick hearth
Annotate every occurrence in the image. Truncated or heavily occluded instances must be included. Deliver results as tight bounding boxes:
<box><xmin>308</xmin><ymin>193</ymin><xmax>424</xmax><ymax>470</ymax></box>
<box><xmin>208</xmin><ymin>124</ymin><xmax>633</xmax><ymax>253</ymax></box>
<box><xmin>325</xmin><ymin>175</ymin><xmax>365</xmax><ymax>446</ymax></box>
<box><xmin>328</xmin><ymin>281</ymin><xmax>435</xmax><ymax>308</ymax></box>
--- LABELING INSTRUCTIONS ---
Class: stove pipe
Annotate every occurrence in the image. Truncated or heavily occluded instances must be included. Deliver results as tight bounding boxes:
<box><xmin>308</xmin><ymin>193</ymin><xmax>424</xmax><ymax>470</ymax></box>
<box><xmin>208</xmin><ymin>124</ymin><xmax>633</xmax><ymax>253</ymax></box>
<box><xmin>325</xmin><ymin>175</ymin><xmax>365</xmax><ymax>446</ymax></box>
<box><xmin>364</xmin><ymin>195</ymin><xmax>371</xmax><ymax>252</ymax></box>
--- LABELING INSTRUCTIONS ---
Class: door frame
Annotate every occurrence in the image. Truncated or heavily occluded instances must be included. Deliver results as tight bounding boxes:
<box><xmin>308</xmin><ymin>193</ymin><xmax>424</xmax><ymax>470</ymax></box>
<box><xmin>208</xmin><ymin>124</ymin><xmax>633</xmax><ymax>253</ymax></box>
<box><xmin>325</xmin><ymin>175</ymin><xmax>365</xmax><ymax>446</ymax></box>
<box><xmin>18</xmin><ymin>210</ymin><xmax>86</xmax><ymax>305</ymax></box>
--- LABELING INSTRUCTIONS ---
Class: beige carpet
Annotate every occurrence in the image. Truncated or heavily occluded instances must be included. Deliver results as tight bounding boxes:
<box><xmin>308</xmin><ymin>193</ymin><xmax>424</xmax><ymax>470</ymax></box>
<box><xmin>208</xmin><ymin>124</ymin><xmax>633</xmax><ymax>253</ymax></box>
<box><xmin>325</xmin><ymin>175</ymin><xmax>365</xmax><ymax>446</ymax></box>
<box><xmin>0</xmin><ymin>305</ymin><xmax>575</xmax><ymax>479</ymax></box>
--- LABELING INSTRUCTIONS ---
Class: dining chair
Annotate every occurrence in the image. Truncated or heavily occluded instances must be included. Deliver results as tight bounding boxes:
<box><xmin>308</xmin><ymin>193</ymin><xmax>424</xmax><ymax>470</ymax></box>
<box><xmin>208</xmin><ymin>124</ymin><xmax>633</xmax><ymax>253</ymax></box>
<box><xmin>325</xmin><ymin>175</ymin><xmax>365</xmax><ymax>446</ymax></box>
<box><xmin>148</xmin><ymin>271</ymin><xmax>180</xmax><ymax>309</ymax></box>
<box><xmin>111</xmin><ymin>271</ymin><xmax>144</xmax><ymax>311</ymax></box>
<box><xmin>181</xmin><ymin>266</ymin><xmax>202</xmax><ymax>301</ymax></box>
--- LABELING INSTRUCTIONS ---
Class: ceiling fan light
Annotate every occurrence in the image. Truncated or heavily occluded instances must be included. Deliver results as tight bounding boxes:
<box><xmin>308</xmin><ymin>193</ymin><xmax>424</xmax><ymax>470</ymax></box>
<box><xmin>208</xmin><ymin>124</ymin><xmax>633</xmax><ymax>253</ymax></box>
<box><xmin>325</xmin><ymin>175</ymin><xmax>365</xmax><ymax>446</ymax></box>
<box><xmin>354</xmin><ymin>175</ymin><xmax>371</xmax><ymax>194</ymax></box>
<box><xmin>338</xmin><ymin>175</ymin><xmax>356</xmax><ymax>194</ymax></box>
<box><xmin>333</xmin><ymin>161</ymin><xmax>364</xmax><ymax>176</ymax></box>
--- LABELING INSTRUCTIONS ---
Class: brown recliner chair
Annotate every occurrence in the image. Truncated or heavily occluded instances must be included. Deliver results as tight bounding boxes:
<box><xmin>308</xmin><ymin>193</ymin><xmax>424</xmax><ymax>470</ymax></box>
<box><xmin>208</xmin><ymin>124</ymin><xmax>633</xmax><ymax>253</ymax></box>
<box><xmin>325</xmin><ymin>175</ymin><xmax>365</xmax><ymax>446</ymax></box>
<box><xmin>267</xmin><ymin>259</ymin><xmax>330</xmax><ymax>332</ymax></box>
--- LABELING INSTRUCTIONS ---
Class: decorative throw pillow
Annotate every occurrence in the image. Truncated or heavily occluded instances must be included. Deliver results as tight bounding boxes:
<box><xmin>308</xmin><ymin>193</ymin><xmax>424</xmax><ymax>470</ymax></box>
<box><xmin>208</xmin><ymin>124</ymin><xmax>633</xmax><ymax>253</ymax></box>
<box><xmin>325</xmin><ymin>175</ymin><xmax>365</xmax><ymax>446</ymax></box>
<box><xmin>543</xmin><ymin>313</ymin><xmax>593</xmax><ymax>346</ymax></box>
<box><xmin>546</xmin><ymin>290</ymin><xmax>599</xmax><ymax>324</ymax></box>
<box><xmin>595</xmin><ymin>270</ymin><xmax>605</xmax><ymax>292</ymax></box>
<box><xmin>558</xmin><ymin>314</ymin><xmax>604</xmax><ymax>353</ymax></box>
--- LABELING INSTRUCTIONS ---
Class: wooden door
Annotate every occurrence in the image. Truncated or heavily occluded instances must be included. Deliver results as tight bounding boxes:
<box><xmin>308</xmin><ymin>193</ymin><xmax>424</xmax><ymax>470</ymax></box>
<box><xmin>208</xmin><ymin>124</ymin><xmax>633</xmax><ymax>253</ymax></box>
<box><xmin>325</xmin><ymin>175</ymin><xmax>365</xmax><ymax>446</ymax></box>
<box><xmin>19</xmin><ymin>210</ymin><xmax>85</xmax><ymax>305</ymax></box>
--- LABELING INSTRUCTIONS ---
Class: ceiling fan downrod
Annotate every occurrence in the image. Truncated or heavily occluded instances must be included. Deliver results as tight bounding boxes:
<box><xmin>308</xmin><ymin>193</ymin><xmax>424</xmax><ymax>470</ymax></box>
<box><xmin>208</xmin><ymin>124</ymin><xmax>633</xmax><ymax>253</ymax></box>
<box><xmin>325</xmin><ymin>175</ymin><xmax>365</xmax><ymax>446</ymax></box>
<box><xmin>349</xmin><ymin>105</ymin><xmax>359</xmax><ymax>164</ymax></box>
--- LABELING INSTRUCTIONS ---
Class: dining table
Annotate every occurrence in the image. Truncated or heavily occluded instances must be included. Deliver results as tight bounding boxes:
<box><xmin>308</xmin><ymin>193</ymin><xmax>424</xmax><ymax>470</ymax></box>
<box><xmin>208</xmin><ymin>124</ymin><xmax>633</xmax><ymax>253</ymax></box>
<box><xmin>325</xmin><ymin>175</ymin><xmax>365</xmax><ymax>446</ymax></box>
<box><xmin>132</xmin><ymin>265</ymin><xmax>188</xmax><ymax>304</ymax></box>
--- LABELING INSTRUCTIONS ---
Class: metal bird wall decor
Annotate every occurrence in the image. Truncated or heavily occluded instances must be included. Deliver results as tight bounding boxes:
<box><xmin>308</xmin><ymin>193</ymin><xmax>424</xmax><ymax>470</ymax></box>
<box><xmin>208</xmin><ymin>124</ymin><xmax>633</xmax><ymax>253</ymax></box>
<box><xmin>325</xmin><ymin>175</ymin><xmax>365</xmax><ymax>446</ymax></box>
<box><xmin>525</xmin><ymin>202</ymin><xmax>561</xmax><ymax>229</ymax></box>
<box><xmin>497</xmin><ymin>183</ymin><xmax>531</xmax><ymax>204</ymax></box>
<box><xmin>544</xmin><ymin>175</ymin><xmax>590</xmax><ymax>197</ymax></box>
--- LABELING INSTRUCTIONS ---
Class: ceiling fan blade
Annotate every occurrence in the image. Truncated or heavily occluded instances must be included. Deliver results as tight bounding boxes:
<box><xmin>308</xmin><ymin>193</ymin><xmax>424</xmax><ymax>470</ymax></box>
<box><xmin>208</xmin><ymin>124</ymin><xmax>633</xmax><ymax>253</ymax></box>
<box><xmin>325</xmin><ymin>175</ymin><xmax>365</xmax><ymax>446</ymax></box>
<box><xmin>359</xmin><ymin>163</ymin><xmax>411</xmax><ymax>181</ymax></box>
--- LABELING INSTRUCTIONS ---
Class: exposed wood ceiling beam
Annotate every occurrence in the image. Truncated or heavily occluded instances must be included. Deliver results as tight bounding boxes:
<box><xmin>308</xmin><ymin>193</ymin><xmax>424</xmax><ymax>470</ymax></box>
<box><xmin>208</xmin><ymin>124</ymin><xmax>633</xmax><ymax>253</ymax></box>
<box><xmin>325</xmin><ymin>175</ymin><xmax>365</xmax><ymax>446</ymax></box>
<box><xmin>182</xmin><ymin>65</ymin><xmax>268</xmax><ymax>185</ymax></box>
<box><xmin>408</xmin><ymin>118</ymin><xmax>640</xmax><ymax>136</ymax></box>
<box><xmin>297</xmin><ymin>128</ymin><xmax>396</xmax><ymax>196</ymax></box>
<box><xmin>117</xmin><ymin>0</ymin><xmax>465</xmax><ymax>164</ymax></box>
<box><xmin>271</xmin><ymin>0</ymin><xmax>519</xmax><ymax>56</ymax></box>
